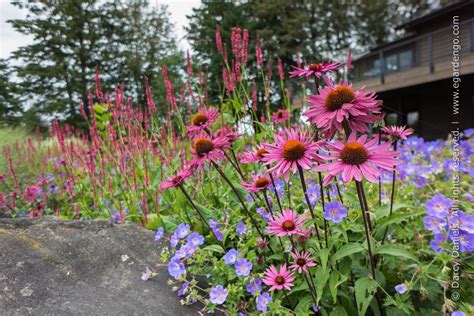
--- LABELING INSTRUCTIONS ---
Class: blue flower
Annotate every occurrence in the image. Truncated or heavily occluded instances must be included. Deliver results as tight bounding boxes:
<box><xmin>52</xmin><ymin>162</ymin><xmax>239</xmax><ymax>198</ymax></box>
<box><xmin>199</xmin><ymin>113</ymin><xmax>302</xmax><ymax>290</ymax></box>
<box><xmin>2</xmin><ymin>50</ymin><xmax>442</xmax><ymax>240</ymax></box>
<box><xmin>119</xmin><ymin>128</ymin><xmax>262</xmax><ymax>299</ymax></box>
<box><xmin>154</xmin><ymin>227</ymin><xmax>164</xmax><ymax>241</ymax></box>
<box><xmin>395</xmin><ymin>283</ymin><xmax>408</xmax><ymax>294</ymax></box>
<box><xmin>234</xmin><ymin>258</ymin><xmax>252</xmax><ymax>277</ymax></box>
<box><xmin>452</xmin><ymin>311</ymin><xmax>465</xmax><ymax>316</ymax></box>
<box><xmin>175</xmin><ymin>243</ymin><xmax>197</xmax><ymax>259</ymax></box>
<box><xmin>168</xmin><ymin>256</ymin><xmax>186</xmax><ymax>279</ymax></box>
<box><xmin>175</xmin><ymin>223</ymin><xmax>190</xmax><ymax>239</ymax></box>
<box><xmin>423</xmin><ymin>216</ymin><xmax>446</xmax><ymax>233</ymax></box>
<box><xmin>323</xmin><ymin>201</ymin><xmax>347</xmax><ymax>223</ymax></box>
<box><xmin>256</xmin><ymin>292</ymin><xmax>272</xmax><ymax>312</ymax></box>
<box><xmin>170</xmin><ymin>233</ymin><xmax>180</xmax><ymax>248</ymax></box>
<box><xmin>187</xmin><ymin>232</ymin><xmax>205</xmax><ymax>246</ymax></box>
<box><xmin>256</xmin><ymin>207</ymin><xmax>272</xmax><ymax>221</ymax></box>
<box><xmin>304</xmin><ymin>184</ymin><xmax>320</xmax><ymax>208</ymax></box>
<box><xmin>236</xmin><ymin>221</ymin><xmax>247</xmax><ymax>237</ymax></box>
<box><xmin>425</xmin><ymin>194</ymin><xmax>452</xmax><ymax>218</ymax></box>
<box><xmin>177</xmin><ymin>281</ymin><xmax>189</xmax><ymax>297</ymax></box>
<box><xmin>246</xmin><ymin>278</ymin><xmax>262</xmax><ymax>296</ymax></box>
<box><xmin>224</xmin><ymin>249</ymin><xmax>239</xmax><ymax>265</ymax></box>
<box><xmin>141</xmin><ymin>266</ymin><xmax>152</xmax><ymax>281</ymax></box>
<box><xmin>209</xmin><ymin>285</ymin><xmax>228</xmax><ymax>305</ymax></box>
<box><xmin>429</xmin><ymin>233</ymin><xmax>446</xmax><ymax>252</ymax></box>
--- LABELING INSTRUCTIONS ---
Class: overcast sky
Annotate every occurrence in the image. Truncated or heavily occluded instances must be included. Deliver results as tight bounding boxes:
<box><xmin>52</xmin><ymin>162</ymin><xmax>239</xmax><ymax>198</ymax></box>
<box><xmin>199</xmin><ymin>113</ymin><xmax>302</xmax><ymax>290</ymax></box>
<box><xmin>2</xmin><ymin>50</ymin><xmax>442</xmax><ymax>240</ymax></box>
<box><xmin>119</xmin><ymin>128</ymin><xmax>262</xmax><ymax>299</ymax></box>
<box><xmin>0</xmin><ymin>0</ymin><xmax>200</xmax><ymax>60</ymax></box>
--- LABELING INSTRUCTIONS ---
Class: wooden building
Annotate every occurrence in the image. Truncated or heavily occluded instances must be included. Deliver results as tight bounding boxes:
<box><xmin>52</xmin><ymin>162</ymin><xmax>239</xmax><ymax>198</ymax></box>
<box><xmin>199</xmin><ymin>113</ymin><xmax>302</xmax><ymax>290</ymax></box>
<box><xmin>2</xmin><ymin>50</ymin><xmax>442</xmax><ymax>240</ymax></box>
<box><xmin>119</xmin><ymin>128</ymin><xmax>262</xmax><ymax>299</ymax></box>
<box><xmin>352</xmin><ymin>1</ymin><xmax>474</xmax><ymax>139</ymax></box>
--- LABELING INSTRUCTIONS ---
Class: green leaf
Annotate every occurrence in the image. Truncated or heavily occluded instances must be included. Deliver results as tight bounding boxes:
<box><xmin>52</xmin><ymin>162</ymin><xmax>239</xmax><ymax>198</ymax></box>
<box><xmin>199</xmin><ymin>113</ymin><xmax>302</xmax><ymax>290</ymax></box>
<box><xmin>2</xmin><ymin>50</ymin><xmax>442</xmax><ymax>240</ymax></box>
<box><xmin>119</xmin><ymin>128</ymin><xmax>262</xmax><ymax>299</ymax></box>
<box><xmin>375</xmin><ymin>203</ymin><xmax>410</xmax><ymax>219</ymax></box>
<box><xmin>294</xmin><ymin>295</ymin><xmax>314</xmax><ymax>313</ymax></box>
<box><xmin>329</xmin><ymin>272</ymin><xmax>348</xmax><ymax>303</ymax></box>
<box><xmin>374</xmin><ymin>244</ymin><xmax>419</xmax><ymax>263</ymax></box>
<box><xmin>202</xmin><ymin>245</ymin><xmax>225</xmax><ymax>254</ymax></box>
<box><xmin>331</xmin><ymin>306</ymin><xmax>348</xmax><ymax>316</ymax></box>
<box><xmin>314</xmin><ymin>266</ymin><xmax>330</xmax><ymax>303</ymax></box>
<box><xmin>331</xmin><ymin>243</ymin><xmax>365</xmax><ymax>264</ymax></box>
<box><xmin>319</xmin><ymin>248</ymin><xmax>329</xmax><ymax>272</ymax></box>
<box><xmin>354</xmin><ymin>277</ymin><xmax>378</xmax><ymax>316</ymax></box>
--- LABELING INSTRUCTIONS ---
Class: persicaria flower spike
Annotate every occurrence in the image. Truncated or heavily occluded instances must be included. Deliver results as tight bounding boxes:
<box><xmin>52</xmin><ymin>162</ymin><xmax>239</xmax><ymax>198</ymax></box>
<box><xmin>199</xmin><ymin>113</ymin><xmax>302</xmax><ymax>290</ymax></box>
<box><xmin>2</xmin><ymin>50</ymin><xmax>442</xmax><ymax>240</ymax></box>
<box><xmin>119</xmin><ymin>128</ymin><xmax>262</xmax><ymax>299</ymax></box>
<box><xmin>262</xmin><ymin>264</ymin><xmax>295</xmax><ymax>291</ymax></box>
<box><xmin>263</xmin><ymin>128</ymin><xmax>323</xmax><ymax>181</ymax></box>
<box><xmin>266</xmin><ymin>209</ymin><xmax>306</xmax><ymax>237</ymax></box>
<box><xmin>304</xmin><ymin>80</ymin><xmax>382</xmax><ymax>137</ymax></box>
<box><xmin>314</xmin><ymin>133</ymin><xmax>400</xmax><ymax>185</ymax></box>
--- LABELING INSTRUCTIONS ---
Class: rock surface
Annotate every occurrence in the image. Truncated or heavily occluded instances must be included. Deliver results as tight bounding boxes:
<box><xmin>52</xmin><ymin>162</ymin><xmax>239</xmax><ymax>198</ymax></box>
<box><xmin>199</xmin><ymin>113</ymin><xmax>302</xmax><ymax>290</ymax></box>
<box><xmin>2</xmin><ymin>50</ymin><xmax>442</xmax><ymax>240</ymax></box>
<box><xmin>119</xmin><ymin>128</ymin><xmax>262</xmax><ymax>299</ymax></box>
<box><xmin>0</xmin><ymin>217</ymin><xmax>201</xmax><ymax>315</ymax></box>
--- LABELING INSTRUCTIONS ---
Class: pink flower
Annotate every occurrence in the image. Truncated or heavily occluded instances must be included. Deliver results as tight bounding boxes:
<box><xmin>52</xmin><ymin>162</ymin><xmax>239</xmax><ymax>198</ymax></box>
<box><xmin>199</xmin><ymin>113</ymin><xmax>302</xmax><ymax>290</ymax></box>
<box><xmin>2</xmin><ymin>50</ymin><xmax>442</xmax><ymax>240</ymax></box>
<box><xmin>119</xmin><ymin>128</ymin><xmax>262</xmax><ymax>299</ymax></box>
<box><xmin>263</xmin><ymin>264</ymin><xmax>295</xmax><ymax>291</ymax></box>
<box><xmin>289</xmin><ymin>60</ymin><xmax>341</xmax><ymax>78</ymax></box>
<box><xmin>23</xmin><ymin>186</ymin><xmax>41</xmax><ymax>204</ymax></box>
<box><xmin>266</xmin><ymin>209</ymin><xmax>306</xmax><ymax>237</ymax></box>
<box><xmin>239</xmin><ymin>146</ymin><xmax>268</xmax><ymax>164</ymax></box>
<box><xmin>314</xmin><ymin>133</ymin><xmax>400</xmax><ymax>185</ymax></box>
<box><xmin>304</xmin><ymin>80</ymin><xmax>383</xmax><ymax>137</ymax></box>
<box><xmin>189</xmin><ymin>134</ymin><xmax>230</xmax><ymax>171</ymax></box>
<box><xmin>263</xmin><ymin>128</ymin><xmax>322</xmax><ymax>181</ymax></box>
<box><xmin>270</xmin><ymin>109</ymin><xmax>290</xmax><ymax>125</ymax></box>
<box><xmin>214</xmin><ymin>126</ymin><xmax>242</xmax><ymax>143</ymax></box>
<box><xmin>160</xmin><ymin>168</ymin><xmax>193</xmax><ymax>190</ymax></box>
<box><xmin>289</xmin><ymin>250</ymin><xmax>317</xmax><ymax>273</ymax></box>
<box><xmin>242</xmin><ymin>174</ymin><xmax>271</xmax><ymax>192</ymax></box>
<box><xmin>186</xmin><ymin>107</ymin><xmax>219</xmax><ymax>136</ymax></box>
<box><xmin>381</xmin><ymin>125</ymin><xmax>414</xmax><ymax>140</ymax></box>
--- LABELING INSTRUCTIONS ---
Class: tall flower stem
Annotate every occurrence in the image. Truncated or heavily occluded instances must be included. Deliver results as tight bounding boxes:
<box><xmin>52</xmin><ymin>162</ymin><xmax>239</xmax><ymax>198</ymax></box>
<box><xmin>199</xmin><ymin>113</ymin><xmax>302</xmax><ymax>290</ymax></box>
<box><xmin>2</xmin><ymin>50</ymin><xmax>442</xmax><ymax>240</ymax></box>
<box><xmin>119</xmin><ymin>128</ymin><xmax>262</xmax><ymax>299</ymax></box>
<box><xmin>211</xmin><ymin>160</ymin><xmax>273</xmax><ymax>253</ymax></box>
<box><xmin>297</xmin><ymin>165</ymin><xmax>323</xmax><ymax>247</ymax></box>
<box><xmin>381</xmin><ymin>140</ymin><xmax>398</xmax><ymax>245</ymax></box>
<box><xmin>354</xmin><ymin>180</ymin><xmax>385</xmax><ymax>316</ymax></box>
<box><xmin>266</xmin><ymin>165</ymin><xmax>283</xmax><ymax>212</ymax></box>
<box><xmin>317</xmin><ymin>171</ymin><xmax>329</xmax><ymax>248</ymax></box>
<box><xmin>335</xmin><ymin>181</ymin><xmax>345</xmax><ymax>204</ymax></box>
<box><xmin>178</xmin><ymin>184</ymin><xmax>225</xmax><ymax>250</ymax></box>
<box><xmin>282</xmin><ymin>288</ymin><xmax>294</xmax><ymax>309</ymax></box>
<box><xmin>263</xmin><ymin>190</ymin><xmax>285</xmax><ymax>251</ymax></box>
<box><xmin>289</xmin><ymin>238</ymin><xmax>318</xmax><ymax>305</ymax></box>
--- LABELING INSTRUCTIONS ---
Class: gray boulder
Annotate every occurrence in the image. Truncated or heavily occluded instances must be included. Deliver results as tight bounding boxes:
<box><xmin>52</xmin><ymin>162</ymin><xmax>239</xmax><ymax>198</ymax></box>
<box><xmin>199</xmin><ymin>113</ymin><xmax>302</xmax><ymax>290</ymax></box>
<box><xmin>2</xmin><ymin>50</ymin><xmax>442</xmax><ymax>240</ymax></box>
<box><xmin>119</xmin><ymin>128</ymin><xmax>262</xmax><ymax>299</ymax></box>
<box><xmin>0</xmin><ymin>216</ymin><xmax>202</xmax><ymax>315</ymax></box>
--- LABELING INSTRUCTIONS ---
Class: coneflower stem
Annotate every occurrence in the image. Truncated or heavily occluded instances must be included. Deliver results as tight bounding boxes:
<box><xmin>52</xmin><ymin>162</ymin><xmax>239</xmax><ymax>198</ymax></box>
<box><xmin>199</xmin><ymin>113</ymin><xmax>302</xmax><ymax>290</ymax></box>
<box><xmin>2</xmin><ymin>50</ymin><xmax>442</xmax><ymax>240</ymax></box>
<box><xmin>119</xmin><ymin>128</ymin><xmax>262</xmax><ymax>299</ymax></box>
<box><xmin>355</xmin><ymin>180</ymin><xmax>385</xmax><ymax>316</ymax></box>
<box><xmin>266</xmin><ymin>166</ymin><xmax>283</xmax><ymax>212</ymax></box>
<box><xmin>317</xmin><ymin>171</ymin><xmax>329</xmax><ymax>248</ymax></box>
<box><xmin>289</xmin><ymin>238</ymin><xmax>318</xmax><ymax>305</ymax></box>
<box><xmin>263</xmin><ymin>189</ymin><xmax>285</xmax><ymax>251</ymax></box>
<box><xmin>335</xmin><ymin>181</ymin><xmax>345</xmax><ymax>204</ymax></box>
<box><xmin>178</xmin><ymin>184</ymin><xmax>226</xmax><ymax>251</ymax></box>
<box><xmin>283</xmin><ymin>288</ymin><xmax>293</xmax><ymax>309</ymax></box>
<box><xmin>211</xmin><ymin>161</ymin><xmax>273</xmax><ymax>253</ymax></box>
<box><xmin>378</xmin><ymin>128</ymin><xmax>382</xmax><ymax>207</ymax></box>
<box><xmin>381</xmin><ymin>140</ymin><xmax>398</xmax><ymax>245</ymax></box>
<box><xmin>297</xmin><ymin>165</ymin><xmax>323</xmax><ymax>247</ymax></box>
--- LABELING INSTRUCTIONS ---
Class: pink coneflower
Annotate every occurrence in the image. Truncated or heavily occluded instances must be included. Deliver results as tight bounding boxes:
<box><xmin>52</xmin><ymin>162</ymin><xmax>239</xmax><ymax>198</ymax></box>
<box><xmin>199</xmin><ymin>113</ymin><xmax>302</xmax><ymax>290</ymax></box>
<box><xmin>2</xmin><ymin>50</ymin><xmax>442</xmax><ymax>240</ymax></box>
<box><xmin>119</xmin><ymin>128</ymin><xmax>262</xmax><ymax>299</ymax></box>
<box><xmin>289</xmin><ymin>250</ymin><xmax>317</xmax><ymax>273</ymax></box>
<box><xmin>160</xmin><ymin>168</ymin><xmax>193</xmax><ymax>190</ymax></box>
<box><xmin>289</xmin><ymin>60</ymin><xmax>341</xmax><ymax>78</ymax></box>
<box><xmin>242</xmin><ymin>174</ymin><xmax>271</xmax><ymax>192</ymax></box>
<box><xmin>381</xmin><ymin>125</ymin><xmax>414</xmax><ymax>140</ymax></box>
<box><xmin>239</xmin><ymin>146</ymin><xmax>268</xmax><ymax>164</ymax></box>
<box><xmin>186</xmin><ymin>107</ymin><xmax>219</xmax><ymax>136</ymax></box>
<box><xmin>263</xmin><ymin>264</ymin><xmax>295</xmax><ymax>291</ymax></box>
<box><xmin>304</xmin><ymin>80</ymin><xmax>382</xmax><ymax>136</ymax></box>
<box><xmin>266</xmin><ymin>209</ymin><xmax>306</xmax><ymax>237</ymax></box>
<box><xmin>189</xmin><ymin>134</ymin><xmax>230</xmax><ymax>171</ymax></box>
<box><xmin>270</xmin><ymin>109</ymin><xmax>290</xmax><ymax>125</ymax></box>
<box><xmin>214</xmin><ymin>126</ymin><xmax>242</xmax><ymax>143</ymax></box>
<box><xmin>314</xmin><ymin>133</ymin><xmax>400</xmax><ymax>185</ymax></box>
<box><xmin>263</xmin><ymin>128</ymin><xmax>322</xmax><ymax>180</ymax></box>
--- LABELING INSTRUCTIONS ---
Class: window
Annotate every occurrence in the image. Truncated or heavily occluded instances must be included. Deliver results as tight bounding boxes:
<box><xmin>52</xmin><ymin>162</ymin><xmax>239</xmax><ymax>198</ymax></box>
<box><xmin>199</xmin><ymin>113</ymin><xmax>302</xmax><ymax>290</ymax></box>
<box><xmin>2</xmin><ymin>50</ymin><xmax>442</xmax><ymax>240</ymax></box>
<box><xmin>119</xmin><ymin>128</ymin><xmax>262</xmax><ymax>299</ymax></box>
<box><xmin>385</xmin><ymin>54</ymin><xmax>398</xmax><ymax>73</ymax></box>
<box><xmin>407</xmin><ymin>111</ymin><xmax>419</xmax><ymax>128</ymax></box>
<box><xmin>399</xmin><ymin>50</ymin><xmax>414</xmax><ymax>70</ymax></box>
